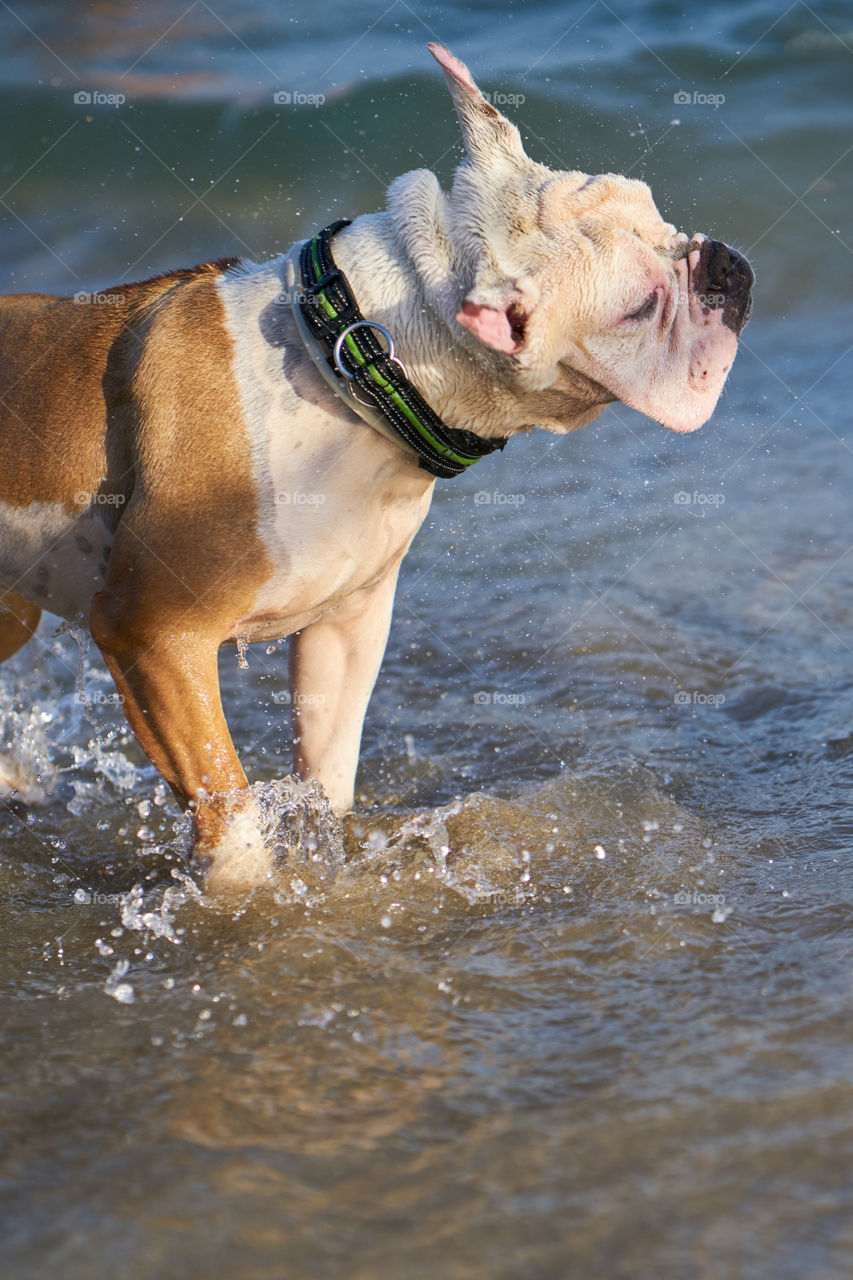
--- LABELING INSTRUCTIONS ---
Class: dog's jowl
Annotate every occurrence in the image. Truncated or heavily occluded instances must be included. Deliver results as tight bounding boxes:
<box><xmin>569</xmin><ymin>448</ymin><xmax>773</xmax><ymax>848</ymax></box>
<box><xmin>0</xmin><ymin>44</ymin><xmax>753</xmax><ymax>884</ymax></box>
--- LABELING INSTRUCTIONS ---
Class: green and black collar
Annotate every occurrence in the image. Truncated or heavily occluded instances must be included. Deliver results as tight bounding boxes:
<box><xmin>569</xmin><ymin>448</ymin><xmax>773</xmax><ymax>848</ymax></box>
<box><xmin>296</xmin><ymin>220</ymin><xmax>507</xmax><ymax>479</ymax></box>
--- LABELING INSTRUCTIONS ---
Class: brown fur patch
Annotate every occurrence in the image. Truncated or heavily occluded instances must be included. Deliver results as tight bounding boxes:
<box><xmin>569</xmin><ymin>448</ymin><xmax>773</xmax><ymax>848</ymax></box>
<box><xmin>0</xmin><ymin>258</ymin><xmax>272</xmax><ymax>635</ymax></box>
<box><xmin>0</xmin><ymin>592</ymin><xmax>40</xmax><ymax>663</ymax></box>
<box><xmin>96</xmin><ymin>268</ymin><xmax>272</xmax><ymax>637</ymax></box>
<box><xmin>0</xmin><ymin>259</ymin><xmax>239</xmax><ymax>513</ymax></box>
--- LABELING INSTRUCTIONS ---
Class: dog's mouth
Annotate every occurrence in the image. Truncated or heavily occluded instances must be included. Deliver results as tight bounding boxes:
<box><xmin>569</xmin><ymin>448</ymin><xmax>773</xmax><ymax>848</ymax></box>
<box><xmin>688</xmin><ymin>236</ymin><xmax>754</xmax><ymax>335</ymax></box>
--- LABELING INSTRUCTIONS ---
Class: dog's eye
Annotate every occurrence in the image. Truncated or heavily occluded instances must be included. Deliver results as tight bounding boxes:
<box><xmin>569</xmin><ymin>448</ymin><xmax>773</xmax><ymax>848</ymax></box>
<box><xmin>625</xmin><ymin>289</ymin><xmax>659</xmax><ymax>322</ymax></box>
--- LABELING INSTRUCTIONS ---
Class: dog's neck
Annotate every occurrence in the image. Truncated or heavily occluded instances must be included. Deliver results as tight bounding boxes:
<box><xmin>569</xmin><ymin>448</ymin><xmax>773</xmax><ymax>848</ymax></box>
<box><xmin>328</xmin><ymin>173</ymin><xmax>610</xmax><ymax>442</ymax></box>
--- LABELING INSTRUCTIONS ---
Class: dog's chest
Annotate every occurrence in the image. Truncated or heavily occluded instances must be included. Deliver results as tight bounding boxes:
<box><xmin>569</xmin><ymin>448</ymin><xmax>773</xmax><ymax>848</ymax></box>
<box><xmin>217</xmin><ymin>262</ymin><xmax>433</xmax><ymax>639</ymax></box>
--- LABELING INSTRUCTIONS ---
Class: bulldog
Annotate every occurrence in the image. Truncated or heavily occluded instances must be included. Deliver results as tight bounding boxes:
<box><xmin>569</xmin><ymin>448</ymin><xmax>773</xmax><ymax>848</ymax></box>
<box><xmin>0</xmin><ymin>44</ymin><xmax>752</xmax><ymax>883</ymax></box>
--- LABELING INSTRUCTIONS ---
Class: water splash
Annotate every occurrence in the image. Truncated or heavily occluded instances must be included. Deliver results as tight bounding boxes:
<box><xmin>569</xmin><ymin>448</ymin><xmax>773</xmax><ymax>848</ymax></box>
<box><xmin>344</xmin><ymin>793</ymin><xmax>540</xmax><ymax>906</ymax></box>
<box><xmin>0</xmin><ymin>697</ymin><xmax>57</xmax><ymax>804</ymax></box>
<box><xmin>192</xmin><ymin>776</ymin><xmax>345</xmax><ymax>895</ymax></box>
<box><xmin>120</xmin><ymin>871</ymin><xmax>202</xmax><ymax>942</ymax></box>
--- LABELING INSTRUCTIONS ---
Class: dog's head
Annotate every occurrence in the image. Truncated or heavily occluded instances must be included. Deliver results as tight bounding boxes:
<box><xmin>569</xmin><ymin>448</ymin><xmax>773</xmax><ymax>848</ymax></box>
<box><xmin>416</xmin><ymin>44</ymin><xmax>753</xmax><ymax>435</ymax></box>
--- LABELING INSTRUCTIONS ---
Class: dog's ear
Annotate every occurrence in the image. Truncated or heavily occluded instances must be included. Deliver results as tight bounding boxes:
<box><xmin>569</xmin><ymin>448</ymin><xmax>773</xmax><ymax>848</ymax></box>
<box><xmin>455</xmin><ymin>283</ymin><xmax>535</xmax><ymax>355</ymax></box>
<box><xmin>428</xmin><ymin>43</ymin><xmax>527</xmax><ymax>169</ymax></box>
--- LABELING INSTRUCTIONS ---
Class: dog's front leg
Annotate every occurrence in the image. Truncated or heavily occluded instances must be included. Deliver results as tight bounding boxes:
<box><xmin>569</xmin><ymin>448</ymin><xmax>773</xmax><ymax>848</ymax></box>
<box><xmin>288</xmin><ymin>567</ymin><xmax>401</xmax><ymax>814</ymax></box>
<box><xmin>90</xmin><ymin>592</ymin><xmax>248</xmax><ymax>852</ymax></box>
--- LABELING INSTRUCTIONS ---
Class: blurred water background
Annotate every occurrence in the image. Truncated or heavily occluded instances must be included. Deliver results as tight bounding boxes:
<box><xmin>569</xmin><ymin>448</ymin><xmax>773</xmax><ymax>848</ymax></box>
<box><xmin>1</xmin><ymin>2</ymin><xmax>852</xmax><ymax>1276</ymax></box>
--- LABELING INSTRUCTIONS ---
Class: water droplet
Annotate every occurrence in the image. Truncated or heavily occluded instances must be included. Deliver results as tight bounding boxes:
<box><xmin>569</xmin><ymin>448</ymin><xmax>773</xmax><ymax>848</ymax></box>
<box><xmin>104</xmin><ymin>958</ymin><xmax>134</xmax><ymax>1002</ymax></box>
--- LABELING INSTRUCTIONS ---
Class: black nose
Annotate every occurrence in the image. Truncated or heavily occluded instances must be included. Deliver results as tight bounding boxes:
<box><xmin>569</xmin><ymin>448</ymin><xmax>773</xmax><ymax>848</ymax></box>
<box><xmin>693</xmin><ymin>237</ymin><xmax>754</xmax><ymax>335</ymax></box>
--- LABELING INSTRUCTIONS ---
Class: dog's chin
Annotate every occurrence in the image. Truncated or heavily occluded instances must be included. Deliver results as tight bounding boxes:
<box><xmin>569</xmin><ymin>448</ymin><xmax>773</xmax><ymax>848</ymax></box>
<box><xmin>645</xmin><ymin>382</ymin><xmax>731</xmax><ymax>434</ymax></box>
<box><xmin>654</xmin><ymin>408</ymin><xmax>715</xmax><ymax>435</ymax></box>
<box><xmin>613</xmin><ymin>323</ymin><xmax>740</xmax><ymax>434</ymax></box>
<box><xmin>610</xmin><ymin>382</ymin><xmax>727</xmax><ymax>435</ymax></box>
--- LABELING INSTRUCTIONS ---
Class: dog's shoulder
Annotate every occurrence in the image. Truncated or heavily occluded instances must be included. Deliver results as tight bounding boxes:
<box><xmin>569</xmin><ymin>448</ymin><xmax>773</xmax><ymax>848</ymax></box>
<box><xmin>0</xmin><ymin>257</ymin><xmax>248</xmax><ymax>369</ymax></box>
<box><xmin>119</xmin><ymin>256</ymin><xmax>244</xmax><ymax>319</ymax></box>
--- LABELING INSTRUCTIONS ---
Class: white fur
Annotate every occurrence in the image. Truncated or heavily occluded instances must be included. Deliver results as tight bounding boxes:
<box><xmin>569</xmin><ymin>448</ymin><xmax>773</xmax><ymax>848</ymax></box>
<box><xmin>0</xmin><ymin>499</ymin><xmax>113</xmax><ymax>619</ymax></box>
<box><xmin>216</xmin><ymin>256</ymin><xmax>434</xmax><ymax>645</ymax></box>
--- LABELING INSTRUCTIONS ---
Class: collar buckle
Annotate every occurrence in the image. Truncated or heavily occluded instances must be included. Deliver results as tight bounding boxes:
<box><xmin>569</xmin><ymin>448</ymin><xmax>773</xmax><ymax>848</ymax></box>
<box><xmin>333</xmin><ymin>320</ymin><xmax>409</xmax><ymax>382</ymax></box>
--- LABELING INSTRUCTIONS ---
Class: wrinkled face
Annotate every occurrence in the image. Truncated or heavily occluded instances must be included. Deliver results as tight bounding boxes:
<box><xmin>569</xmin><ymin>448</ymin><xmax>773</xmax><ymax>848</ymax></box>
<box><xmin>528</xmin><ymin>174</ymin><xmax>754</xmax><ymax>432</ymax></box>
<box><xmin>430</xmin><ymin>44</ymin><xmax>754</xmax><ymax>434</ymax></box>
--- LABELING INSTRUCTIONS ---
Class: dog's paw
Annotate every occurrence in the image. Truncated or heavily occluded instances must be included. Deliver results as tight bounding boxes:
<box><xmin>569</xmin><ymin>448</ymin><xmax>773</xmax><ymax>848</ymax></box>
<box><xmin>192</xmin><ymin>777</ymin><xmax>344</xmax><ymax>895</ymax></box>
<box><xmin>194</xmin><ymin>797</ymin><xmax>277</xmax><ymax>894</ymax></box>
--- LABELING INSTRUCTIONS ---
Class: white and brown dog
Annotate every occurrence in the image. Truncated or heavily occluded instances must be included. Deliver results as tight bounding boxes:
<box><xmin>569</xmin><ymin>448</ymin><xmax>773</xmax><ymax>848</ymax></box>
<box><xmin>0</xmin><ymin>45</ymin><xmax>752</xmax><ymax>881</ymax></box>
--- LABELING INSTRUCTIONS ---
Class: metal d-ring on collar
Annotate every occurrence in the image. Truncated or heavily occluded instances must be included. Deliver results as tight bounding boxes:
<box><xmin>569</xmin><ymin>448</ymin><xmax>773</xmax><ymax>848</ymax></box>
<box><xmin>296</xmin><ymin>219</ymin><xmax>507</xmax><ymax>480</ymax></box>
<box><xmin>333</xmin><ymin>321</ymin><xmax>409</xmax><ymax>382</ymax></box>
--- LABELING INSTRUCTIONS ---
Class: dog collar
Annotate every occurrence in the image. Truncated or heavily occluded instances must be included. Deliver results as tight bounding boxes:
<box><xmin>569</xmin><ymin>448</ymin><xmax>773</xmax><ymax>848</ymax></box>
<box><xmin>291</xmin><ymin>219</ymin><xmax>507</xmax><ymax>479</ymax></box>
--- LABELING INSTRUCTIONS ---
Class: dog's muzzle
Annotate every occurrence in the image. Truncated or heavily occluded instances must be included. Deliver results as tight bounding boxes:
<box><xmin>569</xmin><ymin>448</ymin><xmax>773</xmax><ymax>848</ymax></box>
<box><xmin>691</xmin><ymin>236</ymin><xmax>754</xmax><ymax>335</ymax></box>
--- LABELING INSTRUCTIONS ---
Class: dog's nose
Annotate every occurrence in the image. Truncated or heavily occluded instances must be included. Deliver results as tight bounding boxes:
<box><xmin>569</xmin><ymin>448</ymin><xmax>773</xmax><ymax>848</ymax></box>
<box><xmin>692</xmin><ymin>236</ymin><xmax>754</xmax><ymax>335</ymax></box>
<box><xmin>706</xmin><ymin>239</ymin><xmax>753</xmax><ymax>294</ymax></box>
